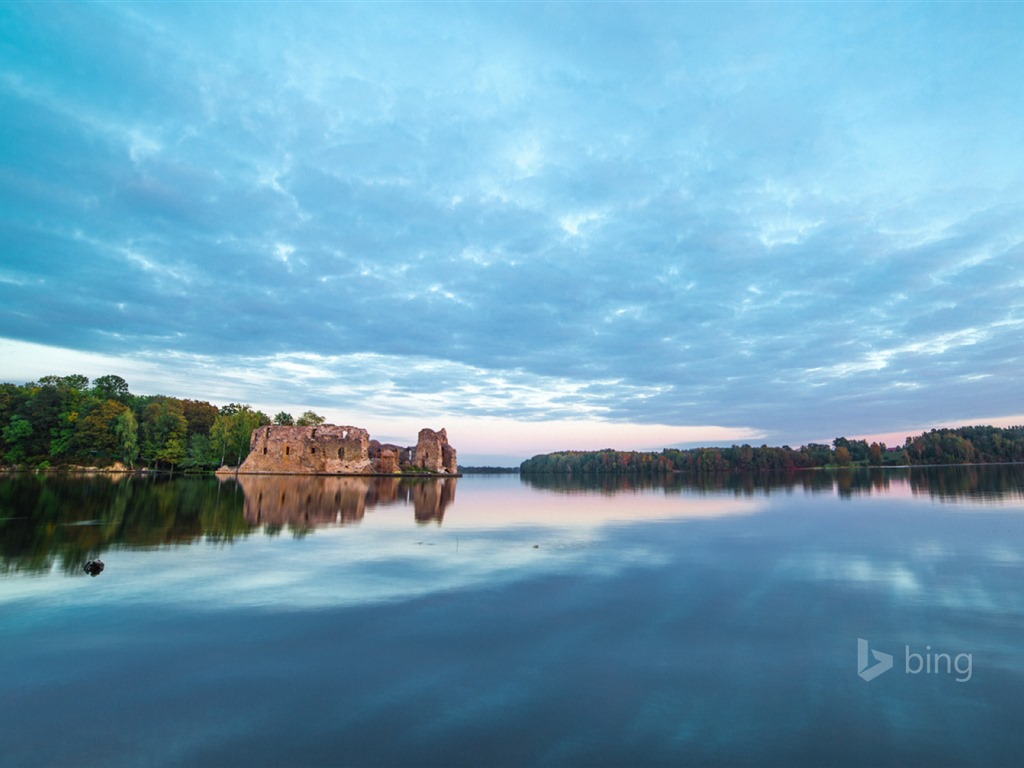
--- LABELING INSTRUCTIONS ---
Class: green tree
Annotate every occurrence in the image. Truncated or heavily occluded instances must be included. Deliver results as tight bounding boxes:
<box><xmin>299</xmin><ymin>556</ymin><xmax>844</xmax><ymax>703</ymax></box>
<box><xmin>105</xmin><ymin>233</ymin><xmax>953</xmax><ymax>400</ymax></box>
<box><xmin>114</xmin><ymin>409</ymin><xmax>139</xmax><ymax>468</ymax></box>
<box><xmin>74</xmin><ymin>399</ymin><xmax>131</xmax><ymax>460</ymax></box>
<box><xmin>141</xmin><ymin>398</ymin><xmax>188</xmax><ymax>469</ymax></box>
<box><xmin>20</xmin><ymin>375</ymin><xmax>90</xmax><ymax>461</ymax></box>
<box><xmin>2</xmin><ymin>415</ymin><xmax>33</xmax><ymax>464</ymax></box>
<box><xmin>210</xmin><ymin>405</ymin><xmax>270</xmax><ymax>466</ymax></box>
<box><xmin>273</xmin><ymin>411</ymin><xmax>295</xmax><ymax>426</ymax></box>
<box><xmin>91</xmin><ymin>374</ymin><xmax>130</xmax><ymax>403</ymax></box>
<box><xmin>180</xmin><ymin>399</ymin><xmax>219</xmax><ymax>438</ymax></box>
<box><xmin>157</xmin><ymin>433</ymin><xmax>187</xmax><ymax>470</ymax></box>
<box><xmin>182</xmin><ymin>433</ymin><xmax>217</xmax><ymax>470</ymax></box>
<box><xmin>48</xmin><ymin>407</ymin><xmax>81</xmax><ymax>460</ymax></box>
<box><xmin>38</xmin><ymin>374</ymin><xmax>90</xmax><ymax>392</ymax></box>
<box><xmin>296</xmin><ymin>410</ymin><xmax>326</xmax><ymax>426</ymax></box>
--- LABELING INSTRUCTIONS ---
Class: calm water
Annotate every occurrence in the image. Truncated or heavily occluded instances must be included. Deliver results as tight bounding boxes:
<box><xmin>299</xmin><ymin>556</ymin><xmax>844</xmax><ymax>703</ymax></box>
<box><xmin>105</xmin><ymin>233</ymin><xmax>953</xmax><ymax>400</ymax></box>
<box><xmin>2</xmin><ymin>467</ymin><xmax>1023</xmax><ymax>767</ymax></box>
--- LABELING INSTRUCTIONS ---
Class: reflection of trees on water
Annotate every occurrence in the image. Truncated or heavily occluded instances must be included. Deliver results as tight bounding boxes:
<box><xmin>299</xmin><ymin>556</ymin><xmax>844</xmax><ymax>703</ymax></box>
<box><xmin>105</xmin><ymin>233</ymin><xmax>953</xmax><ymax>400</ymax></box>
<box><xmin>834</xmin><ymin>465</ymin><xmax>1024</xmax><ymax>500</ymax></box>
<box><xmin>906</xmin><ymin>464</ymin><xmax>1024</xmax><ymax>502</ymax></box>
<box><xmin>0</xmin><ymin>473</ymin><xmax>249</xmax><ymax>575</ymax></box>
<box><xmin>234</xmin><ymin>475</ymin><xmax>457</xmax><ymax>530</ymax></box>
<box><xmin>521</xmin><ymin>471</ymin><xmax>838</xmax><ymax>495</ymax></box>
<box><xmin>0</xmin><ymin>473</ymin><xmax>457</xmax><ymax>575</ymax></box>
<box><xmin>521</xmin><ymin>465</ymin><xmax>1024</xmax><ymax>499</ymax></box>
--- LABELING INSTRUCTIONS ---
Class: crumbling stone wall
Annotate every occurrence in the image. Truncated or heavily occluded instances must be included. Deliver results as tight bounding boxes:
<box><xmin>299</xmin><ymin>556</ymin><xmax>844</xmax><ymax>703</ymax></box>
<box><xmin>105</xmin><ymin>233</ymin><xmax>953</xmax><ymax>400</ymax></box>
<box><xmin>414</xmin><ymin>428</ymin><xmax>458</xmax><ymax>474</ymax></box>
<box><xmin>235</xmin><ymin>423</ymin><xmax>459</xmax><ymax>475</ymax></box>
<box><xmin>238</xmin><ymin>425</ymin><xmax>372</xmax><ymax>474</ymax></box>
<box><xmin>369</xmin><ymin>441</ymin><xmax>414</xmax><ymax>473</ymax></box>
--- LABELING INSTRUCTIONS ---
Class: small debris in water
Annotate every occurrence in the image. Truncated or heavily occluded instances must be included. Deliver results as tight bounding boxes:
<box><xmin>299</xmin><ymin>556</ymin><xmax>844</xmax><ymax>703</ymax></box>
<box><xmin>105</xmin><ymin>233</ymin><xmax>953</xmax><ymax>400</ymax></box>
<box><xmin>83</xmin><ymin>559</ymin><xmax>105</xmax><ymax>577</ymax></box>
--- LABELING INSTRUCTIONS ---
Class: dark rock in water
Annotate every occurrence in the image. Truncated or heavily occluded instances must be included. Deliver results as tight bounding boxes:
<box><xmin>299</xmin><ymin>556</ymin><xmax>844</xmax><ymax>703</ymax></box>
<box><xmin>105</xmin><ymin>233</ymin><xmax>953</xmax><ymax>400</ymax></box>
<box><xmin>84</xmin><ymin>559</ymin><xmax>105</xmax><ymax>577</ymax></box>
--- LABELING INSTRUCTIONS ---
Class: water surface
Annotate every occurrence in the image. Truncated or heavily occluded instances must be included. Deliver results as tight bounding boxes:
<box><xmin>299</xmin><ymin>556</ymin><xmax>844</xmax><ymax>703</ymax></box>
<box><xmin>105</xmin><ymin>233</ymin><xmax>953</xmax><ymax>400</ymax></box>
<box><xmin>2</xmin><ymin>467</ymin><xmax>1023</xmax><ymax>766</ymax></box>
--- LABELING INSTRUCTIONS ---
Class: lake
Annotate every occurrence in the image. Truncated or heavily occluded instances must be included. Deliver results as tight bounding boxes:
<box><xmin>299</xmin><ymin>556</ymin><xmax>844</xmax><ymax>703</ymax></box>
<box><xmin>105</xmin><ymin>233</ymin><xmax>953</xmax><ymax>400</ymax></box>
<box><xmin>2</xmin><ymin>466</ymin><xmax>1023</xmax><ymax>767</ymax></box>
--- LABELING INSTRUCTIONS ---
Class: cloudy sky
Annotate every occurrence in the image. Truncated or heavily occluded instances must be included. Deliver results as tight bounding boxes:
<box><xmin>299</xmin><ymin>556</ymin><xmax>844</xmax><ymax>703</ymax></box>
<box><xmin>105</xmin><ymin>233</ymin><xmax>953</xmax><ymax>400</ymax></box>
<box><xmin>2</xmin><ymin>2</ymin><xmax>1022</xmax><ymax>464</ymax></box>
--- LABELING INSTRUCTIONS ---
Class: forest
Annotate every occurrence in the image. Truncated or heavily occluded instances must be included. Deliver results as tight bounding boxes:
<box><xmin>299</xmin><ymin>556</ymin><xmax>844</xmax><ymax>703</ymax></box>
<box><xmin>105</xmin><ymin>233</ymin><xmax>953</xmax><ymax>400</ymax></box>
<box><xmin>0</xmin><ymin>374</ymin><xmax>326</xmax><ymax>472</ymax></box>
<box><xmin>519</xmin><ymin>425</ymin><xmax>1024</xmax><ymax>475</ymax></box>
<box><xmin>2</xmin><ymin>373</ymin><xmax>1023</xmax><ymax>475</ymax></box>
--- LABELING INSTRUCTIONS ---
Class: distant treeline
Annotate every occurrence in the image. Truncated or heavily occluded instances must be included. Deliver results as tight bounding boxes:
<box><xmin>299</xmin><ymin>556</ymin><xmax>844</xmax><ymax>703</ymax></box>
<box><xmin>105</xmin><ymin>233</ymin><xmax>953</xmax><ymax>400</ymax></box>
<box><xmin>0</xmin><ymin>374</ymin><xmax>328</xmax><ymax>472</ymax></box>
<box><xmin>519</xmin><ymin>425</ymin><xmax>1024</xmax><ymax>474</ymax></box>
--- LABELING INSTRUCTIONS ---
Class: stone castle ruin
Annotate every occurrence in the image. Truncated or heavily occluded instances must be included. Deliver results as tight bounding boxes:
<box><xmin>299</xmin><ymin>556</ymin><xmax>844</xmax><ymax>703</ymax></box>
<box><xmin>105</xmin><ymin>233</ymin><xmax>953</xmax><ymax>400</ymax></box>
<box><xmin>235</xmin><ymin>424</ymin><xmax>458</xmax><ymax>475</ymax></box>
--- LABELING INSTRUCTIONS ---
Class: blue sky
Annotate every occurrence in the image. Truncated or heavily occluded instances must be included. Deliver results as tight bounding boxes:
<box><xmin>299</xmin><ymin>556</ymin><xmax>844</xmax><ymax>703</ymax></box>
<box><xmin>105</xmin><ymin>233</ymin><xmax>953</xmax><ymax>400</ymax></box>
<box><xmin>1</xmin><ymin>2</ymin><xmax>1022</xmax><ymax>464</ymax></box>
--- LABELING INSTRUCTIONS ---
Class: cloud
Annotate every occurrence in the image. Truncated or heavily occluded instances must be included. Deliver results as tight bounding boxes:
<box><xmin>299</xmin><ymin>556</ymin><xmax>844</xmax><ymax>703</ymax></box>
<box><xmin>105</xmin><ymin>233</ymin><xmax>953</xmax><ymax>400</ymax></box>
<box><xmin>1</xmin><ymin>2</ymin><xmax>1023</xmax><ymax>456</ymax></box>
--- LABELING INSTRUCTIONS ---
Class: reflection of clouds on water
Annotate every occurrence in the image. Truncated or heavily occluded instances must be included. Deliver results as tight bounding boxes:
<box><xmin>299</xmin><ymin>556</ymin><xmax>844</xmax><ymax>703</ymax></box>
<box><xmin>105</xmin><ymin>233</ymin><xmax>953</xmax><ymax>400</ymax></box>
<box><xmin>986</xmin><ymin>546</ymin><xmax>1023</xmax><ymax>564</ymax></box>
<box><xmin>0</xmin><ymin>524</ymin><xmax>669</xmax><ymax>611</ymax></box>
<box><xmin>780</xmin><ymin>542</ymin><xmax>1024</xmax><ymax>616</ymax></box>
<box><xmin>0</xmin><ymin>474</ymin><xmax>683</xmax><ymax>608</ymax></box>
<box><xmin>910</xmin><ymin>539</ymin><xmax>950</xmax><ymax>560</ymax></box>
<box><xmin>6</xmin><ymin>472</ymin><xmax>1024</xmax><ymax>623</ymax></box>
<box><xmin>449</xmin><ymin>477</ymin><xmax>767</xmax><ymax>530</ymax></box>
<box><xmin>785</xmin><ymin>553</ymin><xmax>922</xmax><ymax>597</ymax></box>
<box><xmin>0</xmin><ymin>475</ymin><xmax>758</xmax><ymax>610</ymax></box>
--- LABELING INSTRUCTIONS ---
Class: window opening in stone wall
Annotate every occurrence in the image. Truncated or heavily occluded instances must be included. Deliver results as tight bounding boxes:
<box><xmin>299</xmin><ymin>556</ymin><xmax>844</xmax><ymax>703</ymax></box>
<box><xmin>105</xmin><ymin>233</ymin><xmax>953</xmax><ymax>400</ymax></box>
<box><xmin>311</xmin><ymin>446</ymin><xmax>316</xmax><ymax>454</ymax></box>
<box><xmin>312</xmin><ymin>429</ymin><xmax>317</xmax><ymax>439</ymax></box>
<box><xmin>263</xmin><ymin>447</ymin><xmax>267</xmax><ymax>455</ymax></box>
<box><xmin>285</xmin><ymin>446</ymin><xmax>290</xmax><ymax>456</ymax></box>
<box><xmin>338</xmin><ymin>448</ymin><xmax>344</xmax><ymax>459</ymax></box>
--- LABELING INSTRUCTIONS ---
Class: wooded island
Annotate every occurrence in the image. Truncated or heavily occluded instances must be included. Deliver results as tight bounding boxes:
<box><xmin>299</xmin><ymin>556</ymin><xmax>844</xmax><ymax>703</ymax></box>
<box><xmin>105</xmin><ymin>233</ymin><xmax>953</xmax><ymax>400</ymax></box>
<box><xmin>519</xmin><ymin>425</ymin><xmax>1024</xmax><ymax>474</ymax></box>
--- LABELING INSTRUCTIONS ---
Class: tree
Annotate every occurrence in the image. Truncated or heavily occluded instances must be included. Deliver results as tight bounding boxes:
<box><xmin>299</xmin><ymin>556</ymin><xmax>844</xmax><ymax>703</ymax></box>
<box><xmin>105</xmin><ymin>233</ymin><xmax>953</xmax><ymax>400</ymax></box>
<box><xmin>182</xmin><ymin>433</ymin><xmax>217</xmax><ymax>470</ymax></box>
<box><xmin>835</xmin><ymin>446</ymin><xmax>852</xmax><ymax>466</ymax></box>
<box><xmin>74</xmin><ymin>399</ymin><xmax>131</xmax><ymax>460</ymax></box>
<box><xmin>91</xmin><ymin>374</ymin><xmax>130</xmax><ymax>403</ymax></box>
<box><xmin>210</xmin><ymin>405</ymin><xmax>270</xmax><ymax>466</ymax></box>
<box><xmin>2</xmin><ymin>415</ymin><xmax>33</xmax><ymax>464</ymax></box>
<box><xmin>273</xmin><ymin>412</ymin><xmax>294</xmax><ymax>426</ymax></box>
<box><xmin>157</xmin><ymin>433</ymin><xmax>187</xmax><ymax>470</ymax></box>
<box><xmin>22</xmin><ymin>375</ymin><xmax>90</xmax><ymax>462</ymax></box>
<box><xmin>114</xmin><ymin>409</ymin><xmax>139</xmax><ymax>468</ymax></box>
<box><xmin>296</xmin><ymin>410</ymin><xmax>326</xmax><ymax>426</ymax></box>
<box><xmin>180</xmin><ymin>399</ymin><xmax>219</xmax><ymax>437</ymax></box>
<box><xmin>869</xmin><ymin>442</ymin><xmax>884</xmax><ymax>466</ymax></box>
<box><xmin>48</xmin><ymin>406</ymin><xmax>80</xmax><ymax>460</ymax></box>
<box><xmin>141</xmin><ymin>398</ymin><xmax>188</xmax><ymax>469</ymax></box>
<box><xmin>38</xmin><ymin>374</ymin><xmax>89</xmax><ymax>393</ymax></box>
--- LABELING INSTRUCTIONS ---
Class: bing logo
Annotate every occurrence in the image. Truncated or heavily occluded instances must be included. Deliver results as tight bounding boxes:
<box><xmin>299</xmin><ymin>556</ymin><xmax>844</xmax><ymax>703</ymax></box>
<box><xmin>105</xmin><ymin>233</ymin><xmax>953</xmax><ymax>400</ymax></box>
<box><xmin>857</xmin><ymin>638</ymin><xmax>973</xmax><ymax>683</ymax></box>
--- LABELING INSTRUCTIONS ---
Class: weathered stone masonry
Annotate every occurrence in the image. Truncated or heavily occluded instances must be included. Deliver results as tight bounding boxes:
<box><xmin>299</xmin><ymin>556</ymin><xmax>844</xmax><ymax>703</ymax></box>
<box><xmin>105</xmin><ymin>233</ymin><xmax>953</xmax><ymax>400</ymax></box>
<box><xmin>235</xmin><ymin>424</ymin><xmax>458</xmax><ymax>475</ymax></box>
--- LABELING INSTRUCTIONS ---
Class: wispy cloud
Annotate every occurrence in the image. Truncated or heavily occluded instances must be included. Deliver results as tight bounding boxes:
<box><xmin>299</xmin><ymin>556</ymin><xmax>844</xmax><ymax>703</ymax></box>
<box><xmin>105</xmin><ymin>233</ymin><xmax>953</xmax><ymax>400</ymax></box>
<box><xmin>1</xmin><ymin>2</ymin><xmax>1022</xmax><ymax>459</ymax></box>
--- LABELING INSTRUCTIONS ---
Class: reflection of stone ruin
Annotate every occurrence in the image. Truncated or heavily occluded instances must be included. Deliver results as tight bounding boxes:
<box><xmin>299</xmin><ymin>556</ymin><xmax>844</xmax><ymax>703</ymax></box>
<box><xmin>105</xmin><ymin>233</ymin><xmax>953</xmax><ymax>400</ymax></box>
<box><xmin>235</xmin><ymin>425</ymin><xmax>458</xmax><ymax>475</ymax></box>
<box><xmin>233</xmin><ymin>474</ymin><xmax>457</xmax><ymax>527</ymax></box>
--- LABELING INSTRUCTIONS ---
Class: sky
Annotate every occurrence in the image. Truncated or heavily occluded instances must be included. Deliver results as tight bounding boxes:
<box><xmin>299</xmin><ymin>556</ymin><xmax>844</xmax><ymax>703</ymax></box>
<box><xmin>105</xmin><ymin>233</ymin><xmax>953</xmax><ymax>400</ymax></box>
<box><xmin>1</xmin><ymin>2</ymin><xmax>1022</xmax><ymax>465</ymax></box>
